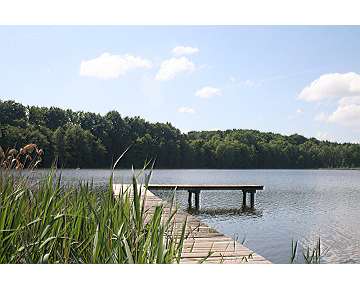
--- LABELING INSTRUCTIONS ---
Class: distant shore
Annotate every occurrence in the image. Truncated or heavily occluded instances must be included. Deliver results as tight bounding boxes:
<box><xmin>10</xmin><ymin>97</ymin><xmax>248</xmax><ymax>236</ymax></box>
<box><xmin>28</xmin><ymin>167</ymin><xmax>360</xmax><ymax>171</ymax></box>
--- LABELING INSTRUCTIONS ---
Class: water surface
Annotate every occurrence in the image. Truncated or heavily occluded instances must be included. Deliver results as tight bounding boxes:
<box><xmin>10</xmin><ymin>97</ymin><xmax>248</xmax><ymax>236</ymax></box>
<box><xmin>31</xmin><ymin>169</ymin><xmax>360</xmax><ymax>263</ymax></box>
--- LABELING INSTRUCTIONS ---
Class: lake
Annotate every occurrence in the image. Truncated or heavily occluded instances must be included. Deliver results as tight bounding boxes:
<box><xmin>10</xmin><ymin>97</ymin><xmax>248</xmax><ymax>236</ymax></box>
<box><xmin>31</xmin><ymin>169</ymin><xmax>360</xmax><ymax>263</ymax></box>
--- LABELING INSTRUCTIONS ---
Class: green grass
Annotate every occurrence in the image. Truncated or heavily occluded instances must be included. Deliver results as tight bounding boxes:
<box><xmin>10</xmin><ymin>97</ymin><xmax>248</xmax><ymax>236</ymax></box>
<box><xmin>0</xmin><ymin>169</ymin><xmax>186</xmax><ymax>264</ymax></box>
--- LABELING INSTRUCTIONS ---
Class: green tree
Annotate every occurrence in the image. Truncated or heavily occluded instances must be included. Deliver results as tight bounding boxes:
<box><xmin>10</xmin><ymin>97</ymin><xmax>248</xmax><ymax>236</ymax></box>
<box><xmin>53</xmin><ymin>126</ymin><xmax>66</xmax><ymax>167</ymax></box>
<box><xmin>45</xmin><ymin>107</ymin><xmax>68</xmax><ymax>130</ymax></box>
<box><xmin>1</xmin><ymin>99</ymin><xmax>360</xmax><ymax>169</ymax></box>
<box><xmin>0</xmin><ymin>100</ymin><xmax>27</xmax><ymax>127</ymax></box>
<box><xmin>63</xmin><ymin>125</ymin><xmax>106</xmax><ymax>168</ymax></box>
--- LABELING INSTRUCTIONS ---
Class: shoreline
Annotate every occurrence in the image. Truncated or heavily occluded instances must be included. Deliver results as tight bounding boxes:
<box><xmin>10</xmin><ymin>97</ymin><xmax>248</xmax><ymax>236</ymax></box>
<box><xmin>25</xmin><ymin>167</ymin><xmax>360</xmax><ymax>171</ymax></box>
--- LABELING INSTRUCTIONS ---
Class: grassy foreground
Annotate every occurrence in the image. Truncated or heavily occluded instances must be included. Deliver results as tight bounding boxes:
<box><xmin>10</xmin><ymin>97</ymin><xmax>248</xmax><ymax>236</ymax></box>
<box><xmin>0</xmin><ymin>143</ymin><xmax>325</xmax><ymax>264</ymax></box>
<box><xmin>0</xmin><ymin>169</ymin><xmax>186</xmax><ymax>264</ymax></box>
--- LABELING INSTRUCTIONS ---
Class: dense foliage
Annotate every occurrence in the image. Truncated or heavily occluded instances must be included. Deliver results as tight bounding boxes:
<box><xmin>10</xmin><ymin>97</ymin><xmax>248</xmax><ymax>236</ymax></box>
<box><xmin>1</xmin><ymin>99</ymin><xmax>360</xmax><ymax>169</ymax></box>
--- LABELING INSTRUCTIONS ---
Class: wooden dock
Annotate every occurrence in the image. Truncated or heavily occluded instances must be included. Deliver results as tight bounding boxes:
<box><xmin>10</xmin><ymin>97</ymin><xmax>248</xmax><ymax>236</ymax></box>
<box><xmin>113</xmin><ymin>184</ymin><xmax>270</xmax><ymax>264</ymax></box>
<box><xmin>149</xmin><ymin>184</ymin><xmax>264</xmax><ymax>210</ymax></box>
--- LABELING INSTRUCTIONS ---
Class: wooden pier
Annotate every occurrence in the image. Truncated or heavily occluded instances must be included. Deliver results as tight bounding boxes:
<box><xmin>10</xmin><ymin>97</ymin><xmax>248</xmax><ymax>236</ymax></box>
<box><xmin>113</xmin><ymin>183</ymin><xmax>270</xmax><ymax>264</ymax></box>
<box><xmin>148</xmin><ymin>184</ymin><xmax>264</xmax><ymax>210</ymax></box>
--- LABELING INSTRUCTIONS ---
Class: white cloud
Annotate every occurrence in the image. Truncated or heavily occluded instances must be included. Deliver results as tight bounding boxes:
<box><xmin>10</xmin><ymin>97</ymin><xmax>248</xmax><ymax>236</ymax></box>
<box><xmin>299</xmin><ymin>72</ymin><xmax>360</xmax><ymax>129</ymax></box>
<box><xmin>155</xmin><ymin>57</ymin><xmax>195</xmax><ymax>81</ymax></box>
<box><xmin>296</xmin><ymin>108</ymin><xmax>304</xmax><ymax>114</ymax></box>
<box><xmin>195</xmin><ymin>86</ymin><xmax>222</xmax><ymax>99</ymax></box>
<box><xmin>298</xmin><ymin>72</ymin><xmax>360</xmax><ymax>102</ymax></box>
<box><xmin>80</xmin><ymin>53</ymin><xmax>152</xmax><ymax>80</ymax></box>
<box><xmin>172</xmin><ymin>46</ymin><xmax>199</xmax><ymax>56</ymax></box>
<box><xmin>314</xmin><ymin>98</ymin><xmax>360</xmax><ymax>127</ymax></box>
<box><xmin>327</xmin><ymin>102</ymin><xmax>360</xmax><ymax>127</ymax></box>
<box><xmin>177</xmin><ymin>106</ymin><xmax>195</xmax><ymax>114</ymax></box>
<box><xmin>338</xmin><ymin>95</ymin><xmax>360</xmax><ymax>106</ymax></box>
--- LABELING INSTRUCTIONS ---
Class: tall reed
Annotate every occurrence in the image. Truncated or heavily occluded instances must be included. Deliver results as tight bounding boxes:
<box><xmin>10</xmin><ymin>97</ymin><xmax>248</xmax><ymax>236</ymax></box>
<box><xmin>0</xmin><ymin>168</ymin><xmax>186</xmax><ymax>263</ymax></box>
<box><xmin>290</xmin><ymin>238</ymin><xmax>324</xmax><ymax>264</ymax></box>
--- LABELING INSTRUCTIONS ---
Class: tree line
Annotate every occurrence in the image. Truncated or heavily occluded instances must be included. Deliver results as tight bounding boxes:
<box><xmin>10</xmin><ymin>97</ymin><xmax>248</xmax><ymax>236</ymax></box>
<box><xmin>1</xmin><ymin>99</ymin><xmax>360</xmax><ymax>169</ymax></box>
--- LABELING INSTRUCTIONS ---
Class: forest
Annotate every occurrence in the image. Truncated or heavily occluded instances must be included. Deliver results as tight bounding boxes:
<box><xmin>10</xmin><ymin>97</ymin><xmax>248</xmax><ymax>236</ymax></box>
<box><xmin>1</xmin><ymin>99</ymin><xmax>360</xmax><ymax>169</ymax></box>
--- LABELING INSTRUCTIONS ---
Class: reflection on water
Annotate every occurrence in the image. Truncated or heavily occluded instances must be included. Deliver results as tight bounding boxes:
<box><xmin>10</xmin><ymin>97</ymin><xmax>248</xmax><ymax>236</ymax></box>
<box><xmin>23</xmin><ymin>168</ymin><xmax>360</xmax><ymax>264</ymax></box>
<box><xmin>187</xmin><ymin>206</ymin><xmax>263</xmax><ymax>218</ymax></box>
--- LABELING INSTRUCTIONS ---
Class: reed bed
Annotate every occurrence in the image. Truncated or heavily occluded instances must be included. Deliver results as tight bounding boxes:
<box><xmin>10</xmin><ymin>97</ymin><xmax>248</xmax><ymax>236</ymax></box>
<box><xmin>0</xmin><ymin>170</ymin><xmax>186</xmax><ymax>263</ymax></box>
<box><xmin>0</xmin><ymin>144</ymin><xmax>186</xmax><ymax>264</ymax></box>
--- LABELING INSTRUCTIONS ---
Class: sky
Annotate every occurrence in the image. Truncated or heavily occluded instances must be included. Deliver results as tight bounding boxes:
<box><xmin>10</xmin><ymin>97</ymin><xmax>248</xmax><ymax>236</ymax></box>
<box><xmin>1</xmin><ymin>26</ymin><xmax>360</xmax><ymax>143</ymax></box>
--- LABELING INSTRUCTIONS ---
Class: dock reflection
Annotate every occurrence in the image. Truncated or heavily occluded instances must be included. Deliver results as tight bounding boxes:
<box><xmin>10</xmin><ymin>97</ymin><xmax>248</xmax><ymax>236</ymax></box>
<box><xmin>186</xmin><ymin>206</ymin><xmax>263</xmax><ymax>217</ymax></box>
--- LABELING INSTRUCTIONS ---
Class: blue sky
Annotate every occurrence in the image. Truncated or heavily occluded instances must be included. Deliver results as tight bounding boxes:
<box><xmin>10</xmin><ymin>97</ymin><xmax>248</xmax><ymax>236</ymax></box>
<box><xmin>1</xmin><ymin>26</ymin><xmax>360</xmax><ymax>143</ymax></box>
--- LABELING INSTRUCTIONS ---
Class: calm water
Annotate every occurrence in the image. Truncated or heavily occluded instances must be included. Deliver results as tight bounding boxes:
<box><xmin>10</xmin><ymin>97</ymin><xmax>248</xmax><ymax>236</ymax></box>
<box><xmin>32</xmin><ymin>169</ymin><xmax>360</xmax><ymax>263</ymax></box>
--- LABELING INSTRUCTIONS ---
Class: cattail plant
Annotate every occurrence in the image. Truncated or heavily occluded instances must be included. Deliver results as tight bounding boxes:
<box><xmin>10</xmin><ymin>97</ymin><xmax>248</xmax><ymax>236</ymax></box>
<box><xmin>0</xmin><ymin>143</ymin><xmax>43</xmax><ymax>170</ymax></box>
